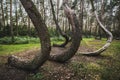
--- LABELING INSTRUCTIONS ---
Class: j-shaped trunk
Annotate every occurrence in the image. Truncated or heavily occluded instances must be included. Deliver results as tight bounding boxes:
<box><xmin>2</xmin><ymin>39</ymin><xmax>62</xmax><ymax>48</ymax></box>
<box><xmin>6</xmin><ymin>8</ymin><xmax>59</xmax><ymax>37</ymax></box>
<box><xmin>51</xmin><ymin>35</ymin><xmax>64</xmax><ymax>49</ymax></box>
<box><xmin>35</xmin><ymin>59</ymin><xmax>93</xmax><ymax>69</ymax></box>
<box><xmin>8</xmin><ymin>0</ymin><xmax>51</xmax><ymax>71</ymax></box>
<box><xmin>49</xmin><ymin>0</ymin><xmax>82</xmax><ymax>62</ymax></box>
<box><xmin>79</xmin><ymin>0</ymin><xmax>113</xmax><ymax>56</ymax></box>
<box><xmin>50</xmin><ymin>0</ymin><xmax>69</xmax><ymax>47</ymax></box>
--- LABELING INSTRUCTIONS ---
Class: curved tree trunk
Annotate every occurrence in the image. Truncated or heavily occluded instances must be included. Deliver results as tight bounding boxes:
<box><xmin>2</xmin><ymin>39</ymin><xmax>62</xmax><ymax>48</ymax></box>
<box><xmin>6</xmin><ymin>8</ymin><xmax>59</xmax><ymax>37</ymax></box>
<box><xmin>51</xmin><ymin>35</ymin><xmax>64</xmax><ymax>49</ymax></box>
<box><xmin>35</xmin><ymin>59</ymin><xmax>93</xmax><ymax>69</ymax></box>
<box><xmin>49</xmin><ymin>0</ymin><xmax>82</xmax><ymax>62</ymax></box>
<box><xmin>8</xmin><ymin>0</ymin><xmax>51</xmax><ymax>71</ymax></box>
<box><xmin>50</xmin><ymin>0</ymin><xmax>69</xmax><ymax>47</ymax></box>
<box><xmin>79</xmin><ymin>0</ymin><xmax>113</xmax><ymax>56</ymax></box>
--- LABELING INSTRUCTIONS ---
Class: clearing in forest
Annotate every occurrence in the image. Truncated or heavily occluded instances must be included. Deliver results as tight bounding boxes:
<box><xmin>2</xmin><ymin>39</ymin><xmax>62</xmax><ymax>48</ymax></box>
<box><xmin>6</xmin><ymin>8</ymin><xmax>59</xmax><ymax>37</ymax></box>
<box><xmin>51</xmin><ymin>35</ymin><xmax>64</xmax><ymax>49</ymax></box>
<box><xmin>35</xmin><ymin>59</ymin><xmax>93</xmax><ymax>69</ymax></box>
<box><xmin>0</xmin><ymin>39</ymin><xmax>120</xmax><ymax>80</ymax></box>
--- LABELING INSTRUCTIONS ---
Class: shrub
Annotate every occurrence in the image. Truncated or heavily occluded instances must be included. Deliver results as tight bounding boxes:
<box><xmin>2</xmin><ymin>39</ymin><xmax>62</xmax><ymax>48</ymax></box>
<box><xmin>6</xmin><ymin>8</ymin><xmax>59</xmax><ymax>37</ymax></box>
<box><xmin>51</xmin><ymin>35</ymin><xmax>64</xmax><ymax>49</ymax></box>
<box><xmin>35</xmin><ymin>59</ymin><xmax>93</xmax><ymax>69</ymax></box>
<box><xmin>28</xmin><ymin>37</ymin><xmax>39</xmax><ymax>43</ymax></box>
<box><xmin>48</xmin><ymin>27</ymin><xmax>59</xmax><ymax>37</ymax></box>
<box><xmin>0</xmin><ymin>37</ymin><xmax>12</xmax><ymax>44</ymax></box>
<box><xmin>0</xmin><ymin>36</ymin><xmax>39</xmax><ymax>44</ymax></box>
<box><xmin>14</xmin><ymin>37</ymin><xmax>29</xmax><ymax>44</ymax></box>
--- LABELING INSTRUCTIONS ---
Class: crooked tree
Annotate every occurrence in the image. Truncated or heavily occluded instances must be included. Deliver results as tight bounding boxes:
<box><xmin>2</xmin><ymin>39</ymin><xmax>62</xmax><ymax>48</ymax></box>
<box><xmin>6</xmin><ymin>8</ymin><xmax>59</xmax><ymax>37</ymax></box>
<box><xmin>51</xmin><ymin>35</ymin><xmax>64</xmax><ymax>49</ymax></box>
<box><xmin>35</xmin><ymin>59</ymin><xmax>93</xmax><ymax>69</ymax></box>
<box><xmin>49</xmin><ymin>0</ymin><xmax>82</xmax><ymax>62</ymax></box>
<box><xmin>50</xmin><ymin>0</ymin><xmax>69</xmax><ymax>47</ymax></box>
<box><xmin>8</xmin><ymin>0</ymin><xmax>51</xmax><ymax>71</ymax></box>
<box><xmin>79</xmin><ymin>0</ymin><xmax>113</xmax><ymax>56</ymax></box>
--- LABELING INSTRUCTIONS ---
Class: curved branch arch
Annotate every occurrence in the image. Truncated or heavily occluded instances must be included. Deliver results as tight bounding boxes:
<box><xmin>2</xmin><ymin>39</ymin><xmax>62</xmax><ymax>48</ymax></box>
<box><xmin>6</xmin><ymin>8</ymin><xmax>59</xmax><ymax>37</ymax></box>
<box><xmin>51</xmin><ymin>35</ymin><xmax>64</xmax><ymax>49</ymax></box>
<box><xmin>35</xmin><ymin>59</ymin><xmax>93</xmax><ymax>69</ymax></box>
<box><xmin>49</xmin><ymin>0</ymin><xmax>82</xmax><ymax>62</ymax></box>
<box><xmin>8</xmin><ymin>0</ymin><xmax>51</xmax><ymax>71</ymax></box>
<box><xmin>79</xmin><ymin>0</ymin><xmax>113</xmax><ymax>56</ymax></box>
<box><xmin>50</xmin><ymin>0</ymin><xmax>69</xmax><ymax>47</ymax></box>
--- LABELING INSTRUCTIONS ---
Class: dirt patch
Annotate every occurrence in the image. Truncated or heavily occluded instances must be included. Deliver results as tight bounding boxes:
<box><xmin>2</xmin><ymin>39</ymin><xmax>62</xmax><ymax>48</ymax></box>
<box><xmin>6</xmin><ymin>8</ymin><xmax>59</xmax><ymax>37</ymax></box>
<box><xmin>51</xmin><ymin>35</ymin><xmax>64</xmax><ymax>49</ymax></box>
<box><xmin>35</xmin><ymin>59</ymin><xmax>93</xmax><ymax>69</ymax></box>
<box><xmin>0</xmin><ymin>45</ymin><xmax>102</xmax><ymax>80</ymax></box>
<box><xmin>0</xmin><ymin>64</ymin><xmax>28</xmax><ymax>80</ymax></box>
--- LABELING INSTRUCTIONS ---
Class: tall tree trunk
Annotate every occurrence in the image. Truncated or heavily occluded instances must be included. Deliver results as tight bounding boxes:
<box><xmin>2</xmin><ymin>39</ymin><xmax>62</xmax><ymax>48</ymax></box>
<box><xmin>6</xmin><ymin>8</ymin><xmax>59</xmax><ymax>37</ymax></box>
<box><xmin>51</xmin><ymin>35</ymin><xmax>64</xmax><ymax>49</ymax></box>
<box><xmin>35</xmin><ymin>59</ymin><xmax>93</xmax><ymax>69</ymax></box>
<box><xmin>50</xmin><ymin>0</ymin><xmax>69</xmax><ymax>47</ymax></box>
<box><xmin>79</xmin><ymin>0</ymin><xmax>113</xmax><ymax>56</ymax></box>
<box><xmin>40</xmin><ymin>0</ymin><xmax>45</xmax><ymax>22</ymax></box>
<box><xmin>79</xmin><ymin>0</ymin><xmax>83</xmax><ymax>40</ymax></box>
<box><xmin>94</xmin><ymin>21</ymin><xmax>98</xmax><ymax>38</ymax></box>
<box><xmin>49</xmin><ymin>0</ymin><xmax>82</xmax><ymax>62</ymax></box>
<box><xmin>14</xmin><ymin>0</ymin><xmax>18</xmax><ymax>36</ymax></box>
<box><xmin>8</xmin><ymin>0</ymin><xmax>51</xmax><ymax>71</ymax></box>
<box><xmin>27</xmin><ymin>16</ymin><xmax>31</xmax><ymax>36</ymax></box>
<box><xmin>10</xmin><ymin>0</ymin><xmax>14</xmax><ymax>43</ymax></box>
<box><xmin>98</xmin><ymin>0</ymin><xmax>105</xmax><ymax>40</ymax></box>
<box><xmin>98</xmin><ymin>25</ymin><xmax>102</xmax><ymax>39</ymax></box>
<box><xmin>1</xmin><ymin>0</ymin><xmax>5</xmax><ymax>28</ymax></box>
<box><xmin>79</xmin><ymin>0</ymin><xmax>83</xmax><ymax>29</ymax></box>
<box><xmin>56</xmin><ymin>0</ymin><xmax>59</xmax><ymax>22</ymax></box>
<box><xmin>5</xmin><ymin>1</ymin><xmax>9</xmax><ymax>25</ymax></box>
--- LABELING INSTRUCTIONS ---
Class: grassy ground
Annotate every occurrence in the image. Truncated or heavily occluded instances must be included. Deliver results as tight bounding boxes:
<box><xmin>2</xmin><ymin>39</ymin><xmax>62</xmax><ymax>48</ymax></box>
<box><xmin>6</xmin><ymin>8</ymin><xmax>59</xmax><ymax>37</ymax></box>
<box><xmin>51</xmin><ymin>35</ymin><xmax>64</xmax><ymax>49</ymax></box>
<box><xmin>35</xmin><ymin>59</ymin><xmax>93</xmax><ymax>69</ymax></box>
<box><xmin>74</xmin><ymin>38</ymin><xmax>120</xmax><ymax>80</ymax></box>
<box><xmin>0</xmin><ymin>43</ymin><xmax>40</xmax><ymax>55</ymax></box>
<box><xmin>0</xmin><ymin>38</ymin><xmax>120</xmax><ymax>80</ymax></box>
<box><xmin>0</xmin><ymin>37</ymin><xmax>64</xmax><ymax>55</ymax></box>
<box><xmin>28</xmin><ymin>38</ymin><xmax>120</xmax><ymax>80</ymax></box>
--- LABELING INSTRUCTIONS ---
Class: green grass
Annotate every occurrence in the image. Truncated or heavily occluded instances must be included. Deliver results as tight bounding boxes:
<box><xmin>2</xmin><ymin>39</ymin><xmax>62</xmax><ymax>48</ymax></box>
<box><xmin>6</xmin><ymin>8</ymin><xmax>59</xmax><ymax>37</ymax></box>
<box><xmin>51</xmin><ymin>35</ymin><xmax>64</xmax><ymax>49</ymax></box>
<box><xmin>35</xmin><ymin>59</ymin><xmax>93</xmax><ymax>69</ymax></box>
<box><xmin>50</xmin><ymin>36</ymin><xmax>65</xmax><ymax>45</ymax></box>
<box><xmin>0</xmin><ymin>37</ymin><xmax>120</xmax><ymax>80</ymax></box>
<box><xmin>27</xmin><ymin>73</ymin><xmax>44</xmax><ymax>80</ymax></box>
<box><xmin>82</xmin><ymin>38</ymin><xmax>106</xmax><ymax>48</ymax></box>
<box><xmin>0</xmin><ymin>37</ymin><xmax>63</xmax><ymax>56</ymax></box>
<box><xmin>0</xmin><ymin>43</ymin><xmax>40</xmax><ymax>55</ymax></box>
<box><xmin>70</xmin><ymin>39</ymin><xmax>120</xmax><ymax>80</ymax></box>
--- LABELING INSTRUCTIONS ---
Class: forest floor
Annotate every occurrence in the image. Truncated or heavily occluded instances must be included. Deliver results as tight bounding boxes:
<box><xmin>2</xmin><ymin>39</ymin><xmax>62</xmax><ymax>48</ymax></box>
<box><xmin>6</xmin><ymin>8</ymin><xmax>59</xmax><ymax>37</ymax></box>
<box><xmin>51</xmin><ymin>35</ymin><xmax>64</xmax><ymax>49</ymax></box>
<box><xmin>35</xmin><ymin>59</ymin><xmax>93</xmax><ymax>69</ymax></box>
<box><xmin>0</xmin><ymin>39</ymin><xmax>120</xmax><ymax>80</ymax></box>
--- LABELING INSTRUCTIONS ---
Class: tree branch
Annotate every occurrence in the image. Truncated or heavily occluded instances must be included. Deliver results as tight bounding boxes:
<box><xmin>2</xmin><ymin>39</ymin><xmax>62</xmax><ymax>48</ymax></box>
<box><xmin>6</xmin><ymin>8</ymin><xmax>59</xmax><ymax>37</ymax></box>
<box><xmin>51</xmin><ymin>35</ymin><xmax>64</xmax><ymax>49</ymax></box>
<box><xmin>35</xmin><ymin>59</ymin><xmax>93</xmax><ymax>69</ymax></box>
<box><xmin>49</xmin><ymin>0</ymin><xmax>82</xmax><ymax>62</ymax></box>
<box><xmin>50</xmin><ymin>0</ymin><xmax>69</xmax><ymax>47</ymax></box>
<box><xmin>78</xmin><ymin>0</ymin><xmax>113</xmax><ymax>56</ymax></box>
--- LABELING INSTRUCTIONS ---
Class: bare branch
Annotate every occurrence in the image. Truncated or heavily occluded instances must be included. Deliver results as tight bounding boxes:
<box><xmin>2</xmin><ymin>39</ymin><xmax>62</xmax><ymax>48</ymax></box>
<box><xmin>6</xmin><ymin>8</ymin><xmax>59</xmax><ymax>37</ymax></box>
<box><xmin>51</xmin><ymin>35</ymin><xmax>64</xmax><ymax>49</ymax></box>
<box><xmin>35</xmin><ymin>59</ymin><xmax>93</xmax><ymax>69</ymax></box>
<box><xmin>78</xmin><ymin>0</ymin><xmax>113</xmax><ymax>56</ymax></box>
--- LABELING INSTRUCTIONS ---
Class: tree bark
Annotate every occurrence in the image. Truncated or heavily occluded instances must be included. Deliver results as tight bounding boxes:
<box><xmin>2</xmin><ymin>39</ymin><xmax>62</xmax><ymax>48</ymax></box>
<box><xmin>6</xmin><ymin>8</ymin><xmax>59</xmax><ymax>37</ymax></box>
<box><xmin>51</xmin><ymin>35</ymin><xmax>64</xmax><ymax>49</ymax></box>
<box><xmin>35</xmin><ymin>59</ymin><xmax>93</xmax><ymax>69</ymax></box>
<box><xmin>40</xmin><ymin>0</ymin><xmax>45</xmax><ymax>22</ymax></box>
<box><xmin>78</xmin><ymin>0</ymin><xmax>83</xmax><ymax>40</ymax></box>
<box><xmin>27</xmin><ymin>16</ymin><xmax>31</xmax><ymax>36</ymax></box>
<box><xmin>5</xmin><ymin>2</ymin><xmax>9</xmax><ymax>25</ymax></box>
<box><xmin>50</xmin><ymin>0</ymin><xmax>69</xmax><ymax>47</ymax></box>
<box><xmin>10</xmin><ymin>0</ymin><xmax>14</xmax><ymax>43</ymax></box>
<box><xmin>1</xmin><ymin>0</ymin><xmax>5</xmax><ymax>27</ymax></box>
<box><xmin>79</xmin><ymin>0</ymin><xmax>83</xmax><ymax>30</ymax></box>
<box><xmin>8</xmin><ymin>0</ymin><xmax>51</xmax><ymax>71</ymax></box>
<box><xmin>79</xmin><ymin>0</ymin><xmax>113</xmax><ymax>56</ymax></box>
<box><xmin>49</xmin><ymin>0</ymin><xmax>82</xmax><ymax>62</ymax></box>
<box><xmin>14</xmin><ymin>0</ymin><xmax>19</xmax><ymax>36</ymax></box>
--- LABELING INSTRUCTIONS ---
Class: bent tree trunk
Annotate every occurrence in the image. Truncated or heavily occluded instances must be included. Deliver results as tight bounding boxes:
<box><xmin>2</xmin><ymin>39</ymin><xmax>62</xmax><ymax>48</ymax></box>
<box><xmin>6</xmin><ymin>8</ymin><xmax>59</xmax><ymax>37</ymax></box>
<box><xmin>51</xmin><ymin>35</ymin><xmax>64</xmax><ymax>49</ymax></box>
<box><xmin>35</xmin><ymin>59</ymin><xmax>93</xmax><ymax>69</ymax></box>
<box><xmin>50</xmin><ymin>0</ymin><xmax>69</xmax><ymax>47</ymax></box>
<box><xmin>79</xmin><ymin>0</ymin><xmax>113</xmax><ymax>56</ymax></box>
<box><xmin>49</xmin><ymin>0</ymin><xmax>82</xmax><ymax>62</ymax></box>
<box><xmin>8</xmin><ymin>0</ymin><xmax>51</xmax><ymax>71</ymax></box>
